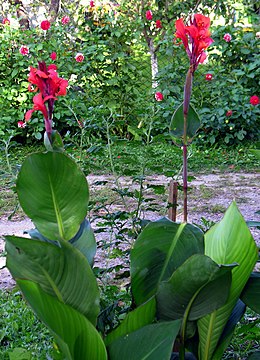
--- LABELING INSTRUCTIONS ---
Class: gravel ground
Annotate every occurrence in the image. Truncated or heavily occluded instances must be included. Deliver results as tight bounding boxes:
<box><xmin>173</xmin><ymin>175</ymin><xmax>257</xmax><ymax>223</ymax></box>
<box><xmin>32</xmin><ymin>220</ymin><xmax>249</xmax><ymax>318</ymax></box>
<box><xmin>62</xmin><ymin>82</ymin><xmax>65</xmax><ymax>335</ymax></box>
<box><xmin>1</xmin><ymin>171</ymin><xmax>259</xmax><ymax>290</ymax></box>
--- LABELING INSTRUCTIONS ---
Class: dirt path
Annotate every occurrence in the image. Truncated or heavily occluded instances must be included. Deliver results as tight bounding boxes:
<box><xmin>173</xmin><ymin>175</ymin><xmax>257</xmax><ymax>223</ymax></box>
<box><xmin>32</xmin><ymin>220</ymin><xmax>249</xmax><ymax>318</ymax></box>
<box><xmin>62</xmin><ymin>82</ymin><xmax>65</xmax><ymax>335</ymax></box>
<box><xmin>1</xmin><ymin>171</ymin><xmax>259</xmax><ymax>290</ymax></box>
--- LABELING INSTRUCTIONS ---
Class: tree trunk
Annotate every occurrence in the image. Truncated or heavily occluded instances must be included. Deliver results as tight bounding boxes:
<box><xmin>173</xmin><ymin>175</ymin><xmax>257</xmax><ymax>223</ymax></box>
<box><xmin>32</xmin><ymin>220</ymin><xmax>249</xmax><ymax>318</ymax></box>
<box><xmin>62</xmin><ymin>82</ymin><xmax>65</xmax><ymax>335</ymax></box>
<box><xmin>49</xmin><ymin>0</ymin><xmax>60</xmax><ymax>22</ymax></box>
<box><xmin>9</xmin><ymin>0</ymin><xmax>30</xmax><ymax>29</ymax></box>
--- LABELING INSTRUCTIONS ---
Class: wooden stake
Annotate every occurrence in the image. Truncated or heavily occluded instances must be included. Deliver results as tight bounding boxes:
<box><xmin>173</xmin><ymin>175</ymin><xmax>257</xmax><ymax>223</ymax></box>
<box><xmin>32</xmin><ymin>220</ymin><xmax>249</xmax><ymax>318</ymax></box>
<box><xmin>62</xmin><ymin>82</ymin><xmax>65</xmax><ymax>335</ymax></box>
<box><xmin>168</xmin><ymin>180</ymin><xmax>178</xmax><ymax>222</ymax></box>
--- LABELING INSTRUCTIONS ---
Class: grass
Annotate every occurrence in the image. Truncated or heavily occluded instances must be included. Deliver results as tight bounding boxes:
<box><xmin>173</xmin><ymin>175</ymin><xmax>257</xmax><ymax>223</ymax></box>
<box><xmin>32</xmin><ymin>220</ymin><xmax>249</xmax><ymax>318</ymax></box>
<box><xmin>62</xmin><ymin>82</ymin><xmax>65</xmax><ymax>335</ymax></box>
<box><xmin>0</xmin><ymin>289</ymin><xmax>61</xmax><ymax>359</ymax></box>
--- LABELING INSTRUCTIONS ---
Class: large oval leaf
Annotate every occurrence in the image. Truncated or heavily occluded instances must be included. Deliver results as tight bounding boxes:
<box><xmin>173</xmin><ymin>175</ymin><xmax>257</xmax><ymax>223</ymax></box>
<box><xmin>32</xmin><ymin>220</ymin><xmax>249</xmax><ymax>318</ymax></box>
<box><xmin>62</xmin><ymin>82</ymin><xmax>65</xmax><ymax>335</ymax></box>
<box><xmin>157</xmin><ymin>254</ymin><xmax>235</xmax><ymax>321</ymax></box>
<box><xmin>170</xmin><ymin>103</ymin><xmax>201</xmax><ymax>140</ymax></box>
<box><xmin>17</xmin><ymin>151</ymin><xmax>89</xmax><ymax>241</ymax></box>
<box><xmin>198</xmin><ymin>202</ymin><xmax>258</xmax><ymax>360</ymax></box>
<box><xmin>131</xmin><ymin>218</ymin><xmax>204</xmax><ymax>305</ymax></box>
<box><xmin>240</xmin><ymin>272</ymin><xmax>260</xmax><ymax>313</ymax></box>
<box><xmin>5</xmin><ymin>235</ymin><xmax>99</xmax><ymax>325</ymax></box>
<box><xmin>17</xmin><ymin>279</ymin><xmax>107</xmax><ymax>360</ymax></box>
<box><xmin>107</xmin><ymin>320</ymin><xmax>181</xmax><ymax>360</ymax></box>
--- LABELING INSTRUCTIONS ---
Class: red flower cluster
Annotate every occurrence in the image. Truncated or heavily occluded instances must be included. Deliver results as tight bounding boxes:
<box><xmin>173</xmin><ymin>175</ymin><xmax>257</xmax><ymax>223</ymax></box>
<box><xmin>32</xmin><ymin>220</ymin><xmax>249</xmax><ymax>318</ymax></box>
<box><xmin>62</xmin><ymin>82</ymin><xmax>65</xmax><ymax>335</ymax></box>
<box><xmin>50</xmin><ymin>52</ymin><xmax>57</xmax><ymax>61</ymax></box>
<box><xmin>226</xmin><ymin>110</ymin><xmax>233</xmax><ymax>117</ymax></box>
<box><xmin>90</xmin><ymin>0</ymin><xmax>95</xmax><ymax>8</ymax></box>
<box><xmin>20</xmin><ymin>45</ymin><xmax>29</xmax><ymax>56</ymax></box>
<box><xmin>41</xmin><ymin>20</ymin><xmax>51</xmax><ymax>30</ymax></box>
<box><xmin>75</xmin><ymin>53</ymin><xmax>84</xmax><ymax>62</ymax></box>
<box><xmin>61</xmin><ymin>16</ymin><xmax>70</xmax><ymax>25</ymax></box>
<box><xmin>2</xmin><ymin>18</ymin><xmax>10</xmax><ymax>25</ymax></box>
<box><xmin>205</xmin><ymin>73</ymin><xmax>213</xmax><ymax>81</ymax></box>
<box><xmin>156</xmin><ymin>20</ymin><xmax>162</xmax><ymax>29</ymax></box>
<box><xmin>146</xmin><ymin>10</ymin><xmax>153</xmax><ymax>21</ymax></box>
<box><xmin>155</xmin><ymin>92</ymin><xmax>164</xmax><ymax>101</ymax></box>
<box><xmin>250</xmin><ymin>95</ymin><xmax>259</xmax><ymax>106</ymax></box>
<box><xmin>25</xmin><ymin>62</ymin><xmax>68</xmax><ymax>134</ymax></box>
<box><xmin>175</xmin><ymin>14</ymin><xmax>213</xmax><ymax>73</ymax></box>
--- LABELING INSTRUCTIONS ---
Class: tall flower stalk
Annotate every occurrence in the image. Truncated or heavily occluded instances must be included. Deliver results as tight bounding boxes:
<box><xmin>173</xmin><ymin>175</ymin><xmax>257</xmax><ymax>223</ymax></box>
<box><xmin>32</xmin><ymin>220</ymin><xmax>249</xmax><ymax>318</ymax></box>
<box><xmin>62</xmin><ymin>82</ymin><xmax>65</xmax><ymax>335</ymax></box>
<box><xmin>175</xmin><ymin>14</ymin><xmax>213</xmax><ymax>222</ymax></box>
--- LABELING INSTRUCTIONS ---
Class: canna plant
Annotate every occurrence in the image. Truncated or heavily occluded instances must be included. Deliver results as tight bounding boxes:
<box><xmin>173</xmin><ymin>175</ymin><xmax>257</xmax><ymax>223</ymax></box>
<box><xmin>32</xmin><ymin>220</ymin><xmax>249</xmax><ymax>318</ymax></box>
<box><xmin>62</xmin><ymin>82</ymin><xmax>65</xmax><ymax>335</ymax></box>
<box><xmin>4</xmin><ymin>17</ymin><xmax>260</xmax><ymax>360</ymax></box>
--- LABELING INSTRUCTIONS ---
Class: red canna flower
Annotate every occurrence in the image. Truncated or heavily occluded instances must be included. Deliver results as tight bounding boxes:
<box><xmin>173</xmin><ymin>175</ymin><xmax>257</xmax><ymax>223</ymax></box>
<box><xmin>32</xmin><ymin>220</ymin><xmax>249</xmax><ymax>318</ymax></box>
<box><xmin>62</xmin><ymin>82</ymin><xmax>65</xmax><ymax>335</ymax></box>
<box><xmin>226</xmin><ymin>110</ymin><xmax>233</xmax><ymax>117</ymax></box>
<box><xmin>19</xmin><ymin>45</ymin><xmax>29</xmax><ymax>56</ymax></box>
<box><xmin>18</xmin><ymin>121</ymin><xmax>26</xmax><ymax>128</ymax></box>
<box><xmin>90</xmin><ymin>0</ymin><xmax>95</xmax><ymax>7</ymax></box>
<box><xmin>2</xmin><ymin>18</ymin><xmax>10</xmax><ymax>25</ymax></box>
<box><xmin>40</xmin><ymin>20</ymin><xmax>51</xmax><ymax>30</ymax></box>
<box><xmin>61</xmin><ymin>15</ymin><xmax>70</xmax><ymax>24</ymax></box>
<box><xmin>50</xmin><ymin>52</ymin><xmax>57</xmax><ymax>60</ymax></box>
<box><xmin>156</xmin><ymin>20</ymin><xmax>162</xmax><ymax>29</ymax></box>
<box><xmin>75</xmin><ymin>53</ymin><xmax>84</xmax><ymax>62</ymax></box>
<box><xmin>175</xmin><ymin>14</ymin><xmax>213</xmax><ymax>73</ymax></box>
<box><xmin>205</xmin><ymin>73</ymin><xmax>213</xmax><ymax>81</ymax></box>
<box><xmin>25</xmin><ymin>61</ymin><xmax>68</xmax><ymax>134</ymax></box>
<box><xmin>146</xmin><ymin>10</ymin><xmax>153</xmax><ymax>21</ymax></box>
<box><xmin>250</xmin><ymin>95</ymin><xmax>260</xmax><ymax>106</ymax></box>
<box><xmin>155</xmin><ymin>92</ymin><xmax>164</xmax><ymax>101</ymax></box>
<box><xmin>223</xmin><ymin>33</ymin><xmax>232</xmax><ymax>42</ymax></box>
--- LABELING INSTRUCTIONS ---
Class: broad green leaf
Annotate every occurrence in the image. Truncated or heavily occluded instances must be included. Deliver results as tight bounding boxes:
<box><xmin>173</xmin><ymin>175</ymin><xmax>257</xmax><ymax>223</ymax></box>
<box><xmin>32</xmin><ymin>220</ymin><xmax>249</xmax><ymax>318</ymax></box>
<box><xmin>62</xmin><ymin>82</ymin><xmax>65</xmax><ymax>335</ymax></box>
<box><xmin>25</xmin><ymin>219</ymin><xmax>96</xmax><ymax>267</ymax></box>
<box><xmin>198</xmin><ymin>202</ymin><xmax>258</xmax><ymax>360</ymax></box>
<box><xmin>44</xmin><ymin>130</ymin><xmax>64</xmax><ymax>152</ymax></box>
<box><xmin>16</xmin><ymin>151</ymin><xmax>89</xmax><ymax>241</ymax></box>
<box><xmin>105</xmin><ymin>297</ymin><xmax>156</xmax><ymax>346</ymax></box>
<box><xmin>247</xmin><ymin>351</ymin><xmax>260</xmax><ymax>360</ymax></box>
<box><xmin>131</xmin><ymin>218</ymin><xmax>204</xmax><ymax>305</ymax></box>
<box><xmin>212</xmin><ymin>300</ymin><xmax>246</xmax><ymax>360</ymax></box>
<box><xmin>8</xmin><ymin>348</ymin><xmax>32</xmax><ymax>360</ymax></box>
<box><xmin>5</xmin><ymin>235</ymin><xmax>99</xmax><ymax>325</ymax></box>
<box><xmin>157</xmin><ymin>254</ymin><xmax>234</xmax><ymax>321</ymax></box>
<box><xmin>17</xmin><ymin>280</ymin><xmax>107</xmax><ymax>360</ymax></box>
<box><xmin>240</xmin><ymin>272</ymin><xmax>260</xmax><ymax>313</ymax></box>
<box><xmin>170</xmin><ymin>103</ymin><xmax>201</xmax><ymax>140</ymax></box>
<box><xmin>107</xmin><ymin>320</ymin><xmax>181</xmax><ymax>360</ymax></box>
<box><xmin>249</xmin><ymin>149</ymin><xmax>260</xmax><ymax>160</ymax></box>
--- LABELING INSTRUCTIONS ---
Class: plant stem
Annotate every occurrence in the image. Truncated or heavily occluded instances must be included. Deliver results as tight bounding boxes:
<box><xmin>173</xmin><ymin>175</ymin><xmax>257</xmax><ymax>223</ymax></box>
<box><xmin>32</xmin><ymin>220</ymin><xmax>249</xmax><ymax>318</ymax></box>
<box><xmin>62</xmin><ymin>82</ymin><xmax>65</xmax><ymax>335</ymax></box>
<box><xmin>182</xmin><ymin>68</ymin><xmax>193</xmax><ymax>222</ymax></box>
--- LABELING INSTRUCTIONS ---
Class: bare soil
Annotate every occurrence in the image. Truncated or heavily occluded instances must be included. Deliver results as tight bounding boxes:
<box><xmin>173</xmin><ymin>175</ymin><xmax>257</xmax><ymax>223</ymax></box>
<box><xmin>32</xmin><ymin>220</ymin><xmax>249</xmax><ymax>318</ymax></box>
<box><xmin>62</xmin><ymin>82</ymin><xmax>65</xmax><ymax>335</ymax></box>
<box><xmin>1</xmin><ymin>171</ymin><xmax>259</xmax><ymax>290</ymax></box>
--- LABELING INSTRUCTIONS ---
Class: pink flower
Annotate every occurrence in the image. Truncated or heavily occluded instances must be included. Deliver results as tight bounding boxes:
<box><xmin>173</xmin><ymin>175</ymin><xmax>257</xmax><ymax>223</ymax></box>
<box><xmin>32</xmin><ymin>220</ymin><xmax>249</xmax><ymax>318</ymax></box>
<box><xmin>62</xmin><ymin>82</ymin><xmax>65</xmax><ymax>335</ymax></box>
<box><xmin>90</xmin><ymin>0</ymin><xmax>95</xmax><ymax>7</ymax></box>
<box><xmin>19</xmin><ymin>45</ymin><xmax>29</xmax><ymax>56</ymax></box>
<box><xmin>223</xmin><ymin>33</ymin><xmax>232</xmax><ymax>42</ymax></box>
<box><xmin>226</xmin><ymin>110</ymin><xmax>233</xmax><ymax>117</ymax></box>
<box><xmin>18</xmin><ymin>121</ymin><xmax>26</xmax><ymax>128</ymax></box>
<box><xmin>75</xmin><ymin>53</ymin><xmax>84</xmax><ymax>62</ymax></box>
<box><xmin>155</xmin><ymin>92</ymin><xmax>164</xmax><ymax>101</ymax></box>
<box><xmin>41</xmin><ymin>20</ymin><xmax>51</xmax><ymax>30</ymax></box>
<box><xmin>146</xmin><ymin>10</ymin><xmax>153</xmax><ymax>21</ymax></box>
<box><xmin>50</xmin><ymin>52</ymin><xmax>57</xmax><ymax>61</ymax></box>
<box><xmin>2</xmin><ymin>18</ymin><xmax>10</xmax><ymax>25</ymax></box>
<box><xmin>61</xmin><ymin>16</ymin><xmax>70</xmax><ymax>24</ymax></box>
<box><xmin>205</xmin><ymin>73</ymin><xmax>213</xmax><ymax>81</ymax></box>
<box><xmin>250</xmin><ymin>95</ymin><xmax>260</xmax><ymax>106</ymax></box>
<box><xmin>156</xmin><ymin>20</ymin><xmax>162</xmax><ymax>29</ymax></box>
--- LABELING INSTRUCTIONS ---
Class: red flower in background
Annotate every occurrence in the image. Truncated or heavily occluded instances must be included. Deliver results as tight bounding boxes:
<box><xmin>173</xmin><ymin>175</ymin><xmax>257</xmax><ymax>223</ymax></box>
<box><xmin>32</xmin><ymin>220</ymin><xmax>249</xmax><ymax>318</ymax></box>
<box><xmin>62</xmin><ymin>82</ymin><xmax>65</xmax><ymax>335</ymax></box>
<box><xmin>175</xmin><ymin>14</ymin><xmax>213</xmax><ymax>73</ymax></box>
<box><xmin>2</xmin><ymin>18</ymin><xmax>10</xmax><ymax>25</ymax></box>
<box><xmin>18</xmin><ymin>121</ymin><xmax>26</xmax><ymax>128</ymax></box>
<box><xmin>75</xmin><ymin>53</ymin><xmax>84</xmax><ymax>62</ymax></box>
<box><xmin>41</xmin><ymin>20</ymin><xmax>51</xmax><ymax>30</ymax></box>
<box><xmin>90</xmin><ymin>0</ymin><xmax>95</xmax><ymax>7</ymax></box>
<box><xmin>205</xmin><ymin>73</ymin><xmax>213</xmax><ymax>81</ymax></box>
<box><xmin>146</xmin><ymin>10</ymin><xmax>153</xmax><ymax>21</ymax></box>
<box><xmin>155</xmin><ymin>92</ymin><xmax>164</xmax><ymax>101</ymax></box>
<box><xmin>250</xmin><ymin>95</ymin><xmax>260</xmax><ymax>106</ymax></box>
<box><xmin>61</xmin><ymin>16</ymin><xmax>70</xmax><ymax>24</ymax></box>
<box><xmin>19</xmin><ymin>45</ymin><xmax>29</xmax><ymax>56</ymax></box>
<box><xmin>25</xmin><ymin>62</ymin><xmax>68</xmax><ymax>134</ymax></box>
<box><xmin>226</xmin><ymin>110</ymin><xmax>233</xmax><ymax>117</ymax></box>
<box><xmin>223</xmin><ymin>33</ymin><xmax>232</xmax><ymax>42</ymax></box>
<box><xmin>156</xmin><ymin>20</ymin><xmax>162</xmax><ymax>29</ymax></box>
<box><xmin>50</xmin><ymin>52</ymin><xmax>57</xmax><ymax>60</ymax></box>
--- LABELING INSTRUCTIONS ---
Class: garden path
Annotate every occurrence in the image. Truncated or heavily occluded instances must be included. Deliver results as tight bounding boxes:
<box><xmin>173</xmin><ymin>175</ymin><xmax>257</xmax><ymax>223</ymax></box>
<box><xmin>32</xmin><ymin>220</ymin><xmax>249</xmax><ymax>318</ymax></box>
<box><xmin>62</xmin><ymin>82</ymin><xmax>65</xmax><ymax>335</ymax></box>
<box><xmin>0</xmin><ymin>171</ymin><xmax>259</xmax><ymax>290</ymax></box>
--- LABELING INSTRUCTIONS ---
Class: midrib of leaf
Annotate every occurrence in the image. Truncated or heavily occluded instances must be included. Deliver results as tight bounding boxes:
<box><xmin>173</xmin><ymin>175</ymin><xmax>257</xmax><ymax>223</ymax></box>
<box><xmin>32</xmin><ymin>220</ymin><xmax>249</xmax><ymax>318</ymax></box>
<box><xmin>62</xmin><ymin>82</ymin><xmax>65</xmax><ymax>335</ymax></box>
<box><xmin>201</xmin><ymin>310</ymin><xmax>217</xmax><ymax>360</ymax></box>
<box><xmin>142</xmin><ymin>338</ymin><xmax>170</xmax><ymax>360</ymax></box>
<box><xmin>158</xmin><ymin>223</ymin><xmax>186</xmax><ymax>283</ymax></box>
<box><xmin>41</xmin><ymin>265</ymin><xmax>64</xmax><ymax>303</ymax></box>
<box><xmin>48</xmin><ymin>172</ymin><xmax>66</xmax><ymax>240</ymax></box>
